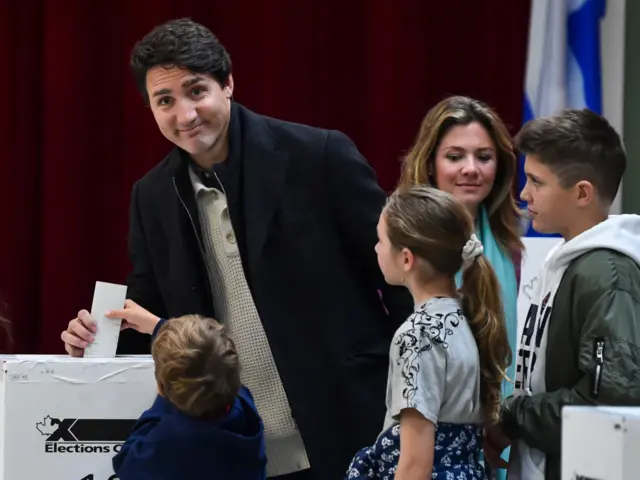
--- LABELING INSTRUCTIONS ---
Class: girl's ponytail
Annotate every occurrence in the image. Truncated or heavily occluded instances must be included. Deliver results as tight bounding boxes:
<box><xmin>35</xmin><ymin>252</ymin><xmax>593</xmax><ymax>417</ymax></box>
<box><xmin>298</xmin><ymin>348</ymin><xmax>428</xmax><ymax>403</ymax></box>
<box><xmin>460</xmin><ymin>255</ymin><xmax>511</xmax><ymax>423</ymax></box>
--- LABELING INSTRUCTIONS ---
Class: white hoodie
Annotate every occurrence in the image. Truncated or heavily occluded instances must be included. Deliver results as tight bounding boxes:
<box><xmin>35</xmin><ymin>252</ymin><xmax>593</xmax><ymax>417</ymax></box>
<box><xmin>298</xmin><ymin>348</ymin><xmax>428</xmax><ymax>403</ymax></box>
<box><xmin>509</xmin><ymin>215</ymin><xmax>640</xmax><ymax>480</ymax></box>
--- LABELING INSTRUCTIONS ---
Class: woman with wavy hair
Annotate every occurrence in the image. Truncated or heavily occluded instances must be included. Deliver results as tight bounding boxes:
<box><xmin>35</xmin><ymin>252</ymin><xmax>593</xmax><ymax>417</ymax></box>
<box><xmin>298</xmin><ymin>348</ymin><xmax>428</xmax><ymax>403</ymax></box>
<box><xmin>400</xmin><ymin>96</ymin><xmax>523</xmax><ymax>477</ymax></box>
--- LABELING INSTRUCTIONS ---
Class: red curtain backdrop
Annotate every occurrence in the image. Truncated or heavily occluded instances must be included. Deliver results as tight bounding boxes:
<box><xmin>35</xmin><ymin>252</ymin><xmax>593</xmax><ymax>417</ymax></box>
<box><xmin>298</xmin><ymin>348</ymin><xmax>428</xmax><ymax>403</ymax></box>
<box><xmin>0</xmin><ymin>0</ymin><xmax>530</xmax><ymax>353</ymax></box>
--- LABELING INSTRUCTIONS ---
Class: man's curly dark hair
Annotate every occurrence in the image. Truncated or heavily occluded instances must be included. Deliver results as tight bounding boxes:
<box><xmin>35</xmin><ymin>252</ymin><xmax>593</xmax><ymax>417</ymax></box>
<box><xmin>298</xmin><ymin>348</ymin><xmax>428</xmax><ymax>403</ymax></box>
<box><xmin>130</xmin><ymin>18</ymin><xmax>232</xmax><ymax>103</ymax></box>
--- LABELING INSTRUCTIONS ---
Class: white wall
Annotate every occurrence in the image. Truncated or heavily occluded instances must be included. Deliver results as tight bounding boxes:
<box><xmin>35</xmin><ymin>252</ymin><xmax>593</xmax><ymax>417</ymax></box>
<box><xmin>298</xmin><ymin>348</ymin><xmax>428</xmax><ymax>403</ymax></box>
<box><xmin>601</xmin><ymin>0</ymin><xmax>626</xmax><ymax>214</ymax></box>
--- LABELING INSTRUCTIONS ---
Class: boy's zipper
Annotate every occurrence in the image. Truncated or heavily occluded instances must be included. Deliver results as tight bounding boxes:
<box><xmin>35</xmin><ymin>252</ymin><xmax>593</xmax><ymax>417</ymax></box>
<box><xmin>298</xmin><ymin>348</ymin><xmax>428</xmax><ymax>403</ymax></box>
<box><xmin>592</xmin><ymin>338</ymin><xmax>605</xmax><ymax>397</ymax></box>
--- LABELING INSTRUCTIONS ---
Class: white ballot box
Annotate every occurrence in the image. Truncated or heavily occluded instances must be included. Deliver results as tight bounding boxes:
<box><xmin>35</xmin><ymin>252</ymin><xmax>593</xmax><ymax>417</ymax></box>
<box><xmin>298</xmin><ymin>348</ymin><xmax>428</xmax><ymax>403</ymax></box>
<box><xmin>562</xmin><ymin>406</ymin><xmax>640</xmax><ymax>480</ymax></box>
<box><xmin>0</xmin><ymin>355</ymin><xmax>157</xmax><ymax>480</ymax></box>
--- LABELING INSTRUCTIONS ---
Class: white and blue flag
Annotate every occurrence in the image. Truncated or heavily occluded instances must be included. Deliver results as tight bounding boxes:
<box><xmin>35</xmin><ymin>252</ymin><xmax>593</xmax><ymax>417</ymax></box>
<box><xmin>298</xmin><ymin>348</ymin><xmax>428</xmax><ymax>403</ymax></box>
<box><xmin>519</xmin><ymin>0</ymin><xmax>606</xmax><ymax>236</ymax></box>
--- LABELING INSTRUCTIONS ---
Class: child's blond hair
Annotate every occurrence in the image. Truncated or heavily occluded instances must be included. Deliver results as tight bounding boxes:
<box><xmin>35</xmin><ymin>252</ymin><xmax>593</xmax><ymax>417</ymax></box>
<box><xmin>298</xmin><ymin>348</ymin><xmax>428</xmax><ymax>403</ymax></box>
<box><xmin>152</xmin><ymin>315</ymin><xmax>240</xmax><ymax>418</ymax></box>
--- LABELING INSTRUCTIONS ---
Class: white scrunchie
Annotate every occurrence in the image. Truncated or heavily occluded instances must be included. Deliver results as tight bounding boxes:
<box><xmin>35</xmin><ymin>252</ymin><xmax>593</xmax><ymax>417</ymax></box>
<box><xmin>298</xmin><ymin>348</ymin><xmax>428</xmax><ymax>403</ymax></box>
<box><xmin>461</xmin><ymin>233</ymin><xmax>484</xmax><ymax>270</ymax></box>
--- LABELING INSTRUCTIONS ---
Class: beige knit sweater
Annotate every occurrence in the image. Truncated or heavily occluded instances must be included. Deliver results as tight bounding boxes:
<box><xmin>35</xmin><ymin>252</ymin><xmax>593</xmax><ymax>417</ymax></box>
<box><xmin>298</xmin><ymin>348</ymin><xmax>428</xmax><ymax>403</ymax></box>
<box><xmin>189</xmin><ymin>169</ymin><xmax>310</xmax><ymax>477</ymax></box>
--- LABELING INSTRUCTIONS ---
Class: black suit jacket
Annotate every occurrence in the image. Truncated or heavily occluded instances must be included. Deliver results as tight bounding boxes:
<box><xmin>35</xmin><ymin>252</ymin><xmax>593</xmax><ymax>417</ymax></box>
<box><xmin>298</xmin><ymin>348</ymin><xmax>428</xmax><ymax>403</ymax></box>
<box><xmin>118</xmin><ymin>103</ymin><xmax>413</xmax><ymax>479</ymax></box>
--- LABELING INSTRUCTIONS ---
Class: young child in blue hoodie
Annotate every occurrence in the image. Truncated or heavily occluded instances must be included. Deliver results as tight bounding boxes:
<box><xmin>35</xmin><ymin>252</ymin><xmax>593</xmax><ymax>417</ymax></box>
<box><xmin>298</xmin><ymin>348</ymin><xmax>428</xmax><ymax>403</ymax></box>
<box><xmin>111</xmin><ymin>308</ymin><xmax>266</xmax><ymax>479</ymax></box>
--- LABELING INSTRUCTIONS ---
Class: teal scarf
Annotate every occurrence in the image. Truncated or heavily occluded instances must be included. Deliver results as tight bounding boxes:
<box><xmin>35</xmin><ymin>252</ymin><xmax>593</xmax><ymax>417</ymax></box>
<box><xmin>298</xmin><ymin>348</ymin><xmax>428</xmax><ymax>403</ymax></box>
<box><xmin>455</xmin><ymin>205</ymin><xmax>518</xmax><ymax>479</ymax></box>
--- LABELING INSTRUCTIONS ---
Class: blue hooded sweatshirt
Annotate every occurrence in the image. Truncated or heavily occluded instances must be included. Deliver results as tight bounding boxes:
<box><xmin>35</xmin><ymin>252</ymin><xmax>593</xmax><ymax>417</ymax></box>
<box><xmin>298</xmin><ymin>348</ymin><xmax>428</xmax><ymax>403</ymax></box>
<box><xmin>112</xmin><ymin>321</ymin><xmax>266</xmax><ymax>479</ymax></box>
<box><xmin>112</xmin><ymin>386</ymin><xmax>266</xmax><ymax>480</ymax></box>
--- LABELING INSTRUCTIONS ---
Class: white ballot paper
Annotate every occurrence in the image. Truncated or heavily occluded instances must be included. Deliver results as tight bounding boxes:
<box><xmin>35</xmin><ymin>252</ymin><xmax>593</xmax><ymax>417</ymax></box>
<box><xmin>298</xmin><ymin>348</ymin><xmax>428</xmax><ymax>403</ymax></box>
<box><xmin>83</xmin><ymin>281</ymin><xmax>128</xmax><ymax>358</ymax></box>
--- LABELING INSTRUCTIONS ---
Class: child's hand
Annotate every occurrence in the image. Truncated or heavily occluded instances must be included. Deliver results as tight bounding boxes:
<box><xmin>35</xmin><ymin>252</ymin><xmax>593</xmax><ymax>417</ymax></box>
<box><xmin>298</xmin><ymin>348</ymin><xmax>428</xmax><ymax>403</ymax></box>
<box><xmin>483</xmin><ymin>423</ymin><xmax>510</xmax><ymax>469</ymax></box>
<box><xmin>106</xmin><ymin>299</ymin><xmax>160</xmax><ymax>335</ymax></box>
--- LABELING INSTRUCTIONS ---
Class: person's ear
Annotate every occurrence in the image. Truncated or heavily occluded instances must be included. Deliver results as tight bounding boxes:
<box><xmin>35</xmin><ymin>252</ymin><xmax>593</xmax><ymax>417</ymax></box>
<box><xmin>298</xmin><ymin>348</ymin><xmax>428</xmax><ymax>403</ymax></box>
<box><xmin>574</xmin><ymin>180</ymin><xmax>595</xmax><ymax>207</ymax></box>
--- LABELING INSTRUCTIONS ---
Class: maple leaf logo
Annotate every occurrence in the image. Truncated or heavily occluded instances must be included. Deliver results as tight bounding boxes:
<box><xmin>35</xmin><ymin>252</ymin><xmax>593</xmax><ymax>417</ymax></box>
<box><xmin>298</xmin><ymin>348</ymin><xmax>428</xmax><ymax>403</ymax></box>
<box><xmin>35</xmin><ymin>415</ymin><xmax>58</xmax><ymax>436</ymax></box>
<box><xmin>522</xmin><ymin>276</ymin><xmax>539</xmax><ymax>301</ymax></box>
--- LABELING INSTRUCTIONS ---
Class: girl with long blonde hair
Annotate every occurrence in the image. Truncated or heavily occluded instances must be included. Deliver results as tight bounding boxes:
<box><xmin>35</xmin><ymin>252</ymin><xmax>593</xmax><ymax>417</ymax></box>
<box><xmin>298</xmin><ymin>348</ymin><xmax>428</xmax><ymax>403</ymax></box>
<box><xmin>345</xmin><ymin>185</ymin><xmax>511</xmax><ymax>479</ymax></box>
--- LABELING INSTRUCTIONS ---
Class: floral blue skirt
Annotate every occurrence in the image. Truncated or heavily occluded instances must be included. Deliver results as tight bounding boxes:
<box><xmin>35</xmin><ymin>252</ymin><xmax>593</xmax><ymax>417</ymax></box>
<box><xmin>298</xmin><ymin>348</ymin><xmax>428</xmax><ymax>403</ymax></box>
<box><xmin>345</xmin><ymin>422</ymin><xmax>486</xmax><ymax>479</ymax></box>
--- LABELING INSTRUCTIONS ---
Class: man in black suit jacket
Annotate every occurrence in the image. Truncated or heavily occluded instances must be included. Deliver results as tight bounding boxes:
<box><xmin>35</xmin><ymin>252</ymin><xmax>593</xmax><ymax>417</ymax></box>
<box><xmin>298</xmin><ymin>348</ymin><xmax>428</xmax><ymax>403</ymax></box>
<box><xmin>61</xmin><ymin>18</ymin><xmax>412</xmax><ymax>480</ymax></box>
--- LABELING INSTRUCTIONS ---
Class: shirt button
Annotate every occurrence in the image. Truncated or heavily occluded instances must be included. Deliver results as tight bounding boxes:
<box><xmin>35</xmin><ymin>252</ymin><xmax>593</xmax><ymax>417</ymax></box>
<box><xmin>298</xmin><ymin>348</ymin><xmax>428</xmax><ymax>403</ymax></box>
<box><xmin>227</xmin><ymin>233</ymin><xmax>236</xmax><ymax>244</ymax></box>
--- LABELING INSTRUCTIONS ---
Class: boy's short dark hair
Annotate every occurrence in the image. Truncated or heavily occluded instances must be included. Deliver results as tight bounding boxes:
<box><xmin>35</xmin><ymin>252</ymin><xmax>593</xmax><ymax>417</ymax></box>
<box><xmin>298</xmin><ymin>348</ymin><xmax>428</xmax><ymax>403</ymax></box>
<box><xmin>515</xmin><ymin>108</ymin><xmax>626</xmax><ymax>204</ymax></box>
<box><xmin>152</xmin><ymin>315</ymin><xmax>240</xmax><ymax>418</ymax></box>
<box><xmin>130</xmin><ymin>18</ymin><xmax>232</xmax><ymax>103</ymax></box>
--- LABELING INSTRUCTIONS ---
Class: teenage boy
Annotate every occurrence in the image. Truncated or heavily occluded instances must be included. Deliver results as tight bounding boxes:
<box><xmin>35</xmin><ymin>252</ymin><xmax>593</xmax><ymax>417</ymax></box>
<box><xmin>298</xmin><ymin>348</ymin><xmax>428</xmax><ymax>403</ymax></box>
<box><xmin>487</xmin><ymin>108</ymin><xmax>640</xmax><ymax>480</ymax></box>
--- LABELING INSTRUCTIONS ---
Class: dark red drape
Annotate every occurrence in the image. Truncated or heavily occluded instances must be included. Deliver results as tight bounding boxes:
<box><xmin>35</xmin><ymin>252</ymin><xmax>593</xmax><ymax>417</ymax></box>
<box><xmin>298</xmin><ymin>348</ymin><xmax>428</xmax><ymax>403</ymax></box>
<box><xmin>0</xmin><ymin>0</ymin><xmax>530</xmax><ymax>353</ymax></box>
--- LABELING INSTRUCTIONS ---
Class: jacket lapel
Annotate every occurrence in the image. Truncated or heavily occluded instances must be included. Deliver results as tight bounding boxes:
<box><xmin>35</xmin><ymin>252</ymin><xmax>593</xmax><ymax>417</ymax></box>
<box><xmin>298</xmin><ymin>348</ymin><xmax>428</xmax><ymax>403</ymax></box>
<box><xmin>239</xmin><ymin>106</ymin><xmax>289</xmax><ymax>273</ymax></box>
<box><xmin>162</xmin><ymin>150</ymin><xmax>214</xmax><ymax>316</ymax></box>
